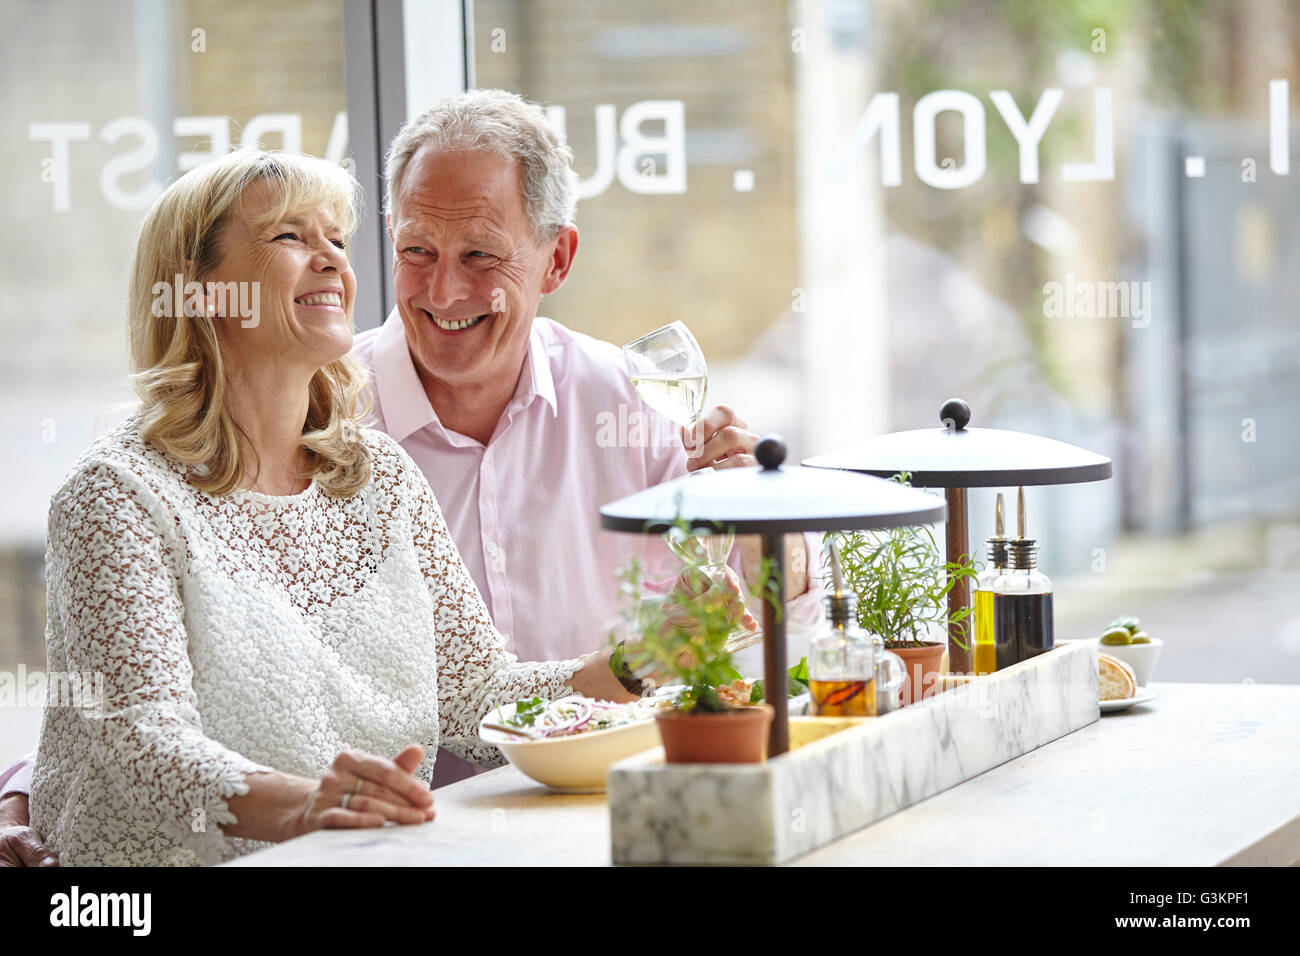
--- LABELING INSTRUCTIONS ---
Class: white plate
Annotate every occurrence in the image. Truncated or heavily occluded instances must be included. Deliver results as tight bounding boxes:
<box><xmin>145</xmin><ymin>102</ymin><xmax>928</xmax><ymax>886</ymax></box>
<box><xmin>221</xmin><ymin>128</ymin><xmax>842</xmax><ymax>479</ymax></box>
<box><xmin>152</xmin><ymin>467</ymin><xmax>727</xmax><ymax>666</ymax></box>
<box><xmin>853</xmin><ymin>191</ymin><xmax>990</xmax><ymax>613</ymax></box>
<box><xmin>1099</xmin><ymin>688</ymin><xmax>1157</xmax><ymax>713</ymax></box>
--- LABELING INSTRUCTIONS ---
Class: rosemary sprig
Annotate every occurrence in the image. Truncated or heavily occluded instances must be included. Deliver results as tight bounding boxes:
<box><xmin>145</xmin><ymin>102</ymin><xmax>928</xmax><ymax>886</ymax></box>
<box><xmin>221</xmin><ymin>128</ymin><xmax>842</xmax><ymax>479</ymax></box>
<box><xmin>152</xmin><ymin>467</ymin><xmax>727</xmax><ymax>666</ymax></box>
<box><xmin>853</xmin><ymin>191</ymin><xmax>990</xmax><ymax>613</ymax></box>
<box><xmin>825</xmin><ymin>473</ymin><xmax>979</xmax><ymax>650</ymax></box>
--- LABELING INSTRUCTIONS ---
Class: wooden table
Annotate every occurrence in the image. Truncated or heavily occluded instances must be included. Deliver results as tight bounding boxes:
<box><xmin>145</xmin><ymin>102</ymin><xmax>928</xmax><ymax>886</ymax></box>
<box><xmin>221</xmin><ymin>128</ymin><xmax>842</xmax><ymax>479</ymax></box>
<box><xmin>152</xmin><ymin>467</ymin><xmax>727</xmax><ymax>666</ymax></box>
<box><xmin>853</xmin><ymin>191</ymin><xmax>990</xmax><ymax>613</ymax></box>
<box><xmin>227</xmin><ymin>682</ymin><xmax>1300</xmax><ymax>867</ymax></box>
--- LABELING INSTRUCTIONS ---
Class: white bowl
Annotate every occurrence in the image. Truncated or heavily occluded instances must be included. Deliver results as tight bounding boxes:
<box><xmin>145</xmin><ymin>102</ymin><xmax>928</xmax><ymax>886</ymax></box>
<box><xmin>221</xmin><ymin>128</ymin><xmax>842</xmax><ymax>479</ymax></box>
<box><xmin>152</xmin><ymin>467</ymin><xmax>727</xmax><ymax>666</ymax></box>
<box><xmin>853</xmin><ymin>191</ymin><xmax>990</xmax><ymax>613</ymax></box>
<box><xmin>478</xmin><ymin>703</ymin><xmax>661</xmax><ymax>793</ymax></box>
<box><xmin>1095</xmin><ymin>636</ymin><xmax>1164</xmax><ymax>686</ymax></box>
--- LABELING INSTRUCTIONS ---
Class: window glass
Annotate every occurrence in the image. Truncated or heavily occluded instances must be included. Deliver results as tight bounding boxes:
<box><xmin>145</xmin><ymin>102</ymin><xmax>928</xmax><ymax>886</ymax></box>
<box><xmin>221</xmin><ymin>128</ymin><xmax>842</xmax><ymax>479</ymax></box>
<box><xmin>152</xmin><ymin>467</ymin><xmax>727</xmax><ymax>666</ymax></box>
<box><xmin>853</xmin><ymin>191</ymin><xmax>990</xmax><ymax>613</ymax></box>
<box><xmin>0</xmin><ymin>0</ymin><xmax>346</xmax><ymax>754</ymax></box>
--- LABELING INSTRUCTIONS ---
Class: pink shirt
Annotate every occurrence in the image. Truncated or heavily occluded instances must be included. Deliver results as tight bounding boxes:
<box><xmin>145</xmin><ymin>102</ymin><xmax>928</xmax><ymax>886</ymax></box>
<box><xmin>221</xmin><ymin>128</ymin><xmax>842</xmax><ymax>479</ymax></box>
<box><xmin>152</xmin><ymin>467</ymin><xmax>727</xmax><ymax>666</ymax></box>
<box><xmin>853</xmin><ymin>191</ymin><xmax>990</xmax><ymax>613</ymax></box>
<box><xmin>355</xmin><ymin>312</ymin><xmax>822</xmax><ymax>664</ymax></box>
<box><xmin>0</xmin><ymin>757</ymin><xmax>31</xmax><ymax>802</ymax></box>
<box><xmin>354</xmin><ymin>312</ymin><xmax>692</xmax><ymax>661</ymax></box>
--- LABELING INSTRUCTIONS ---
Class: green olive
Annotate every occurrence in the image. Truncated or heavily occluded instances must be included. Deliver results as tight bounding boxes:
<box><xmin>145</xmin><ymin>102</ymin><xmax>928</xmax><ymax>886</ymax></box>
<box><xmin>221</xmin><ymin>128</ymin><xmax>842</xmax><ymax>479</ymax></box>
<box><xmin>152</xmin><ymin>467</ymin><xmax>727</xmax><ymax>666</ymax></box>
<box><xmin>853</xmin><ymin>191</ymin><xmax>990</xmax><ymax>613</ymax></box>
<box><xmin>1129</xmin><ymin>632</ymin><xmax>1152</xmax><ymax>644</ymax></box>
<box><xmin>1100</xmin><ymin>626</ymin><xmax>1133</xmax><ymax>645</ymax></box>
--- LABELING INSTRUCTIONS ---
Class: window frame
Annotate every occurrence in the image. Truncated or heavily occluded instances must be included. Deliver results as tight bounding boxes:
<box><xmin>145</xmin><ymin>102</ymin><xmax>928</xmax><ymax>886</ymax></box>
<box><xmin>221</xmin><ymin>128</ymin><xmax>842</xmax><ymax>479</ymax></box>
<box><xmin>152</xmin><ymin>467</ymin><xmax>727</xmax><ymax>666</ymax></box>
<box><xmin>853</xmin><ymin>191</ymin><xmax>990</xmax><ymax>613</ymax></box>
<box><xmin>344</xmin><ymin>0</ymin><xmax>473</xmax><ymax>331</ymax></box>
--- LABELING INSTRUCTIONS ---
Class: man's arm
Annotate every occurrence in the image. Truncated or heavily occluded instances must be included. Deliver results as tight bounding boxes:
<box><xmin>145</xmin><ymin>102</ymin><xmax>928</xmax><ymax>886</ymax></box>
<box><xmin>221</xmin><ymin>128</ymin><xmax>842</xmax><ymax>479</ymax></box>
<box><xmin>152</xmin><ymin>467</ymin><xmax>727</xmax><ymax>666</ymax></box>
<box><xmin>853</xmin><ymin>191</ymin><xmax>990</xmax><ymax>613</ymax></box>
<box><xmin>0</xmin><ymin>752</ymin><xmax>57</xmax><ymax>865</ymax></box>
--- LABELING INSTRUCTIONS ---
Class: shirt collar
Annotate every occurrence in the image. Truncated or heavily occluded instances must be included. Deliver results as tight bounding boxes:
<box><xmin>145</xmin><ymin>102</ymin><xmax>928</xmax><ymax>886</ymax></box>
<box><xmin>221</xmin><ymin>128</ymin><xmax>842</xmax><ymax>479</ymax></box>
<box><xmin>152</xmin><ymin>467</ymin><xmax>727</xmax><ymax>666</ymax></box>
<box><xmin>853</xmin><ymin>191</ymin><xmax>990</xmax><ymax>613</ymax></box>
<box><xmin>371</xmin><ymin>309</ymin><xmax>437</xmax><ymax>443</ymax></box>
<box><xmin>522</xmin><ymin>320</ymin><xmax>558</xmax><ymax>418</ymax></box>
<box><xmin>371</xmin><ymin>311</ymin><xmax>558</xmax><ymax>443</ymax></box>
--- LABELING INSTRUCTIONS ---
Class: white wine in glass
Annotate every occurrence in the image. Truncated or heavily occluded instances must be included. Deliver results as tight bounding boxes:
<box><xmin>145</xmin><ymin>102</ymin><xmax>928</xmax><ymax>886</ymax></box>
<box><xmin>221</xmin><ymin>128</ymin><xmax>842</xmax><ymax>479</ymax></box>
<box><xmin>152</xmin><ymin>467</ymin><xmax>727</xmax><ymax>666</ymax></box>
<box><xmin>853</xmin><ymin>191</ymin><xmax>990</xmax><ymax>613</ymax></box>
<box><xmin>626</xmin><ymin>374</ymin><xmax>708</xmax><ymax>429</ymax></box>
<box><xmin>623</xmin><ymin>321</ymin><xmax>710</xmax><ymax>430</ymax></box>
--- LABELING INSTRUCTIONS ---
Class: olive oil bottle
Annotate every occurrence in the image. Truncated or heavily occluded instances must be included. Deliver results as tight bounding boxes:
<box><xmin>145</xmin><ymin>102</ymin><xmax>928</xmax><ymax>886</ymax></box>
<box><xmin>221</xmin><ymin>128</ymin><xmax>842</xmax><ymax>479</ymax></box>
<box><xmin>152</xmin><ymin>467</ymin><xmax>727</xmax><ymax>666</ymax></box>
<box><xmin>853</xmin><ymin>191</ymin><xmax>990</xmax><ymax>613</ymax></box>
<box><xmin>973</xmin><ymin>494</ymin><xmax>1008</xmax><ymax>675</ymax></box>
<box><xmin>810</xmin><ymin>544</ymin><xmax>876</xmax><ymax>717</ymax></box>
<box><xmin>992</xmin><ymin>488</ymin><xmax>1055</xmax><ymax>668</ymax></box>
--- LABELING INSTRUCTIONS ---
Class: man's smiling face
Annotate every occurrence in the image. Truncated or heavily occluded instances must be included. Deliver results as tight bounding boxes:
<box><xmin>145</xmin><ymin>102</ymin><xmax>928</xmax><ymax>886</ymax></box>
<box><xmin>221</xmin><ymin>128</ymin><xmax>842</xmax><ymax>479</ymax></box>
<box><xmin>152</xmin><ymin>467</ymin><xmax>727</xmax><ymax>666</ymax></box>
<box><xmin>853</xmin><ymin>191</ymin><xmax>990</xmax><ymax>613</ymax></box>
<box><xmin>388</xmin><ymin>147</ymin><xmax>565</xmax><ymax>395</ymax></box>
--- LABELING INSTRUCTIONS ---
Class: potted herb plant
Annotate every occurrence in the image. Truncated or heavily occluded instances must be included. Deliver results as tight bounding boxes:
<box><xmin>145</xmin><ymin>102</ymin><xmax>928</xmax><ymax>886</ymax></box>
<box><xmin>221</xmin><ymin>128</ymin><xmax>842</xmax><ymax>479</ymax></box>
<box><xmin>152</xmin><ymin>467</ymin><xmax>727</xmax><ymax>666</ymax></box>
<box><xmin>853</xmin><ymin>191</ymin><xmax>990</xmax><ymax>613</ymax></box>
<box><xmin>613</xmin><ymin>520</ymin><xmax>778</xmax><ymax>764</ymax></box>
<box><xmin>826</xmin><ymin>476</ymin><xmax>978</xmax><ymax>706</ymax></box>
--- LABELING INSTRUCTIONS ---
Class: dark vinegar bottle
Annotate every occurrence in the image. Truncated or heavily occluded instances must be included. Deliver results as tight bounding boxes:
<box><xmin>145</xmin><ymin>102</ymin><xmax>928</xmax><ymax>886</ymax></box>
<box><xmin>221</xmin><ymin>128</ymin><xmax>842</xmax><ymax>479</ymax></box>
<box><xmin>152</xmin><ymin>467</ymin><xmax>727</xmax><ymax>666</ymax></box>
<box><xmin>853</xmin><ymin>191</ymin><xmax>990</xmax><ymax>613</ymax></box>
<box><xmin>992</xmin><ymin>490</ymin><xmax>1054</xmax><ymax>667</ymax></box>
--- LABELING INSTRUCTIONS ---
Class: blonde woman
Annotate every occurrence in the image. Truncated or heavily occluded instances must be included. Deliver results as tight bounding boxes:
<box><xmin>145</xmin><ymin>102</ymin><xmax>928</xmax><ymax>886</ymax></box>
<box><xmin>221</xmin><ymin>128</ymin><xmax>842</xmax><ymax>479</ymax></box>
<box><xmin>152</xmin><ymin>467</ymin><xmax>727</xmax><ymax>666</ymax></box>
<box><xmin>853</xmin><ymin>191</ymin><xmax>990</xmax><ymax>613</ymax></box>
<box><xmin>28</xmin><ymin>148</ymin><xmax>634</xmax><ymax>865</ymax></box>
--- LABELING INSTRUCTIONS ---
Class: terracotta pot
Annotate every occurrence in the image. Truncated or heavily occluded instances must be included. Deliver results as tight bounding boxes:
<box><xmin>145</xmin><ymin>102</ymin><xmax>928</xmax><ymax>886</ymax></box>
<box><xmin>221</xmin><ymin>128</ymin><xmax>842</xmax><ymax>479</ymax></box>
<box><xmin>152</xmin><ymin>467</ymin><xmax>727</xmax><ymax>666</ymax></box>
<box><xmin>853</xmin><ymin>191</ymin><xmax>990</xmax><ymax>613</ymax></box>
<box><xmin>888</xmin><ymin>642</ymin><xmax>947</xmax><ymax>706</ymax></box>
<box><xmin>654</xmin><ymin>704</ymin><xmax>775</xmax><ymax>764</ymax></box>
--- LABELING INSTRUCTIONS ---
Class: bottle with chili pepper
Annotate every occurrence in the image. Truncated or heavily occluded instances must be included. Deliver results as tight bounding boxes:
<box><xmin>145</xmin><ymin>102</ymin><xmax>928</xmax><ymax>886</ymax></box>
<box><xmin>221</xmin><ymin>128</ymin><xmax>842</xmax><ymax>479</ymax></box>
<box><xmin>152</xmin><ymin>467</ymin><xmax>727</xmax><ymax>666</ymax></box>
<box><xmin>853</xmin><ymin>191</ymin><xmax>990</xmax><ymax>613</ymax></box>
<box><xmin>809</xmin><ymin>544</ymin><xmax>877</xmax><ymax>717</ymax></box>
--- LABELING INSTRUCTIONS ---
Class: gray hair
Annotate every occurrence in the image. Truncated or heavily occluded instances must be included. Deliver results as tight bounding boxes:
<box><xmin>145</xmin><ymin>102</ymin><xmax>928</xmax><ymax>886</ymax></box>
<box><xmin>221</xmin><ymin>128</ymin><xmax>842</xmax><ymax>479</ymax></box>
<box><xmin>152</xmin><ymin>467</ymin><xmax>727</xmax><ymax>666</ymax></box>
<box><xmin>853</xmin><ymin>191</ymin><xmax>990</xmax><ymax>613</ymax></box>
<box><xmin>384</xmin><ymin>88</ymin><xmax>578</xmax><ymax>242</ymax></box>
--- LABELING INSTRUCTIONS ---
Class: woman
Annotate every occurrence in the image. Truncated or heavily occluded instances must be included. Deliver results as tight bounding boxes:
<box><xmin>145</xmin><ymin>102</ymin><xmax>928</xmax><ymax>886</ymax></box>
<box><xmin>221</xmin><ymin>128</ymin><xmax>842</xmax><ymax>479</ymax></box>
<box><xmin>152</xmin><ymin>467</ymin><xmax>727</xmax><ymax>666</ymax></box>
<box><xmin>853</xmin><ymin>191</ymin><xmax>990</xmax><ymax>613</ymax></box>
<box><xmin>30</xmin><ymin>147</ymin><xmax>635</xmax><ymax>865</ymax></box>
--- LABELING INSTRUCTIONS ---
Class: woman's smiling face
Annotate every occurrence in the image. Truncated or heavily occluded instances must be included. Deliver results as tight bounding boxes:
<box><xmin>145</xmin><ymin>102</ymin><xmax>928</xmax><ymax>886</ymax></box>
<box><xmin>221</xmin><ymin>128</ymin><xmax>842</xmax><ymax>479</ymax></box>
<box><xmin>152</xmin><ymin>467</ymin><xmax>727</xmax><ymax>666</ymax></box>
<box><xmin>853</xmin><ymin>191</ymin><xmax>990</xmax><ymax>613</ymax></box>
<box><xmin>203</xmin><ymin>180</ymin><xmax>357</xmax><ymax>373</ymax></box>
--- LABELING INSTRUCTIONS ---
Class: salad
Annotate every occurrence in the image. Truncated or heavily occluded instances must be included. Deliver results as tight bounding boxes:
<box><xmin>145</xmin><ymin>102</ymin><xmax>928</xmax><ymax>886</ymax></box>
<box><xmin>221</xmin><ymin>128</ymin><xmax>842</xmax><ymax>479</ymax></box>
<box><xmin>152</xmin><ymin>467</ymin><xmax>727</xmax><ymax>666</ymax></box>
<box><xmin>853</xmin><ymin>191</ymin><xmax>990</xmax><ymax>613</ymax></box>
<box><xmin>497</xmin><ymin>695</ymin><xmax>655</xmax><ymax>739</ymax></box>
<box><xmin>743</xmin><ymin>657</ymin><xmax>811</xmax><ymax>704</ymax></box>
<box><xmin>653</xmin><ymin>657</ymin><xmax>813</xmax><ymax>709</ymax></box>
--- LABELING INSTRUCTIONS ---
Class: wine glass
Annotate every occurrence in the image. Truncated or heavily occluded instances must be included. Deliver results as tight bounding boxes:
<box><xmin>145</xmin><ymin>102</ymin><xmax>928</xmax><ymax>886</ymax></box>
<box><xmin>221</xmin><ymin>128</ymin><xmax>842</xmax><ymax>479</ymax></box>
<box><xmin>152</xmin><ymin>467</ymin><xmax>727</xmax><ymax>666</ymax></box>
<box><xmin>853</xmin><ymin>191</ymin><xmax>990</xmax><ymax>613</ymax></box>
<box><xmin>624</xmin><ymin>322</ymin><xmax>755</xmax><ymax>651</ymax></box>
<box><xmin>660</xmin><ymin>524</ymin><xmax>762</xmax><ymax>654</ymax></box>
<box><xmin>623</xmin><ymin>320</ymin><xmax>709</xmax><ymax>429</ymax></box>
<box><xmin>661</xmin><ymin>524</ymin><xmax>733</xmax><ymax>580</ymax></box>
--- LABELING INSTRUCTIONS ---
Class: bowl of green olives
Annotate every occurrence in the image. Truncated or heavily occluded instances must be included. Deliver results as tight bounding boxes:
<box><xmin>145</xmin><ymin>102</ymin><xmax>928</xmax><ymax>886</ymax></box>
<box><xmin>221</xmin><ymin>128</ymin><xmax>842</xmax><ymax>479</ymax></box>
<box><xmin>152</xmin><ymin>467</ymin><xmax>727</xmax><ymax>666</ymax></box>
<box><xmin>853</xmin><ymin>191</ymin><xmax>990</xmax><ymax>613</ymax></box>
<box><xmin>1096</xmin><ymin>616</ymin><xmax>1163</xmax><ymax>686</ymax></box>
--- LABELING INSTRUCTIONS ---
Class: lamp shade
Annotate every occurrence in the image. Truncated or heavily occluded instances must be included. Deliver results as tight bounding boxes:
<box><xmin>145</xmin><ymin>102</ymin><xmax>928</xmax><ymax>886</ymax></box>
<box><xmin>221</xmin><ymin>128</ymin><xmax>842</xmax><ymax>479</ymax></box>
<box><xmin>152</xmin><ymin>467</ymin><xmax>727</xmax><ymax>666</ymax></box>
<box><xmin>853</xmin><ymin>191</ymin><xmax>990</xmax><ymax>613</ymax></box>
<box><xmin>801</xmin><ymin>398</ymin><xmax>1112</xmax><ymax>488</ymax></box>
<box><xmin>600</xmin><ymin>436</ymin><xmax>947</xmax><ymax>534</ymax></box>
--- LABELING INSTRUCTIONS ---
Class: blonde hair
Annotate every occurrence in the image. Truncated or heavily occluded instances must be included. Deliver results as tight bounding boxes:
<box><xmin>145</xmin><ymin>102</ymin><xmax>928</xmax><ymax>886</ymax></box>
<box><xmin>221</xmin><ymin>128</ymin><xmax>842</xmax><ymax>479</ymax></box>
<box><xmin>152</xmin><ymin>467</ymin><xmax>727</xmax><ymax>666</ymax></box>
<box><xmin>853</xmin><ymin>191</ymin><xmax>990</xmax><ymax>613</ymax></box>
<box><xmin>127</xmin><ymin>147</ymin><xmax>372</xmax><ymax>498</ymax></box>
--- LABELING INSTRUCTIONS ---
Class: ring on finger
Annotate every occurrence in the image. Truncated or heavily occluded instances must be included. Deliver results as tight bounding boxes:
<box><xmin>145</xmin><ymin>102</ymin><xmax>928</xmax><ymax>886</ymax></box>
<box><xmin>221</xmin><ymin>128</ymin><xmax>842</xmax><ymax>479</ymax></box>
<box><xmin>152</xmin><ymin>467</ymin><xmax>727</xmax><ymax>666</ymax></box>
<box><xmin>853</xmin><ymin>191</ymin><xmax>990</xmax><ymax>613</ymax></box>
<box><xmin>341</xmin><ymin>792</ymin><xmax>353</xmax><ymax>810</ymax></box>
<box><xmin>353</xmin><ymin>779</ymin><xmax>364</xmax><ymax>795</ymax></box>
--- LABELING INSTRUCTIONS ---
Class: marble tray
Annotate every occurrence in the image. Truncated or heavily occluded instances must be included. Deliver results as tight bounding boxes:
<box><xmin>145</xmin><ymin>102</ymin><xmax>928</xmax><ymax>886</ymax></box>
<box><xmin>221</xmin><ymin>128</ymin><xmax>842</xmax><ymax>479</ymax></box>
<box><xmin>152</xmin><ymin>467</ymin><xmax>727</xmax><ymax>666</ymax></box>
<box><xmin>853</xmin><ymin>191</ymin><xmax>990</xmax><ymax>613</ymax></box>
<box><xmin>607</xmin><ymin>639</ymin><xmax>1099</xmax><ymax>865</ymax></box>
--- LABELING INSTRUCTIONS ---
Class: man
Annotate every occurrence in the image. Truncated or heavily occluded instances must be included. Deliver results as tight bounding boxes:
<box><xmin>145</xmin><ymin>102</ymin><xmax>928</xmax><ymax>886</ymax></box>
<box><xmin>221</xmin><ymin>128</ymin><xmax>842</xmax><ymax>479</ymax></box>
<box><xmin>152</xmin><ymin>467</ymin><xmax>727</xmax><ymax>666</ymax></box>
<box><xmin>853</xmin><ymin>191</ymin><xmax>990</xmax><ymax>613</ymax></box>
<box><xmin>0</xmin><ymin>89</ymin><xmax>819</xmax><ymax>863</ymax></box>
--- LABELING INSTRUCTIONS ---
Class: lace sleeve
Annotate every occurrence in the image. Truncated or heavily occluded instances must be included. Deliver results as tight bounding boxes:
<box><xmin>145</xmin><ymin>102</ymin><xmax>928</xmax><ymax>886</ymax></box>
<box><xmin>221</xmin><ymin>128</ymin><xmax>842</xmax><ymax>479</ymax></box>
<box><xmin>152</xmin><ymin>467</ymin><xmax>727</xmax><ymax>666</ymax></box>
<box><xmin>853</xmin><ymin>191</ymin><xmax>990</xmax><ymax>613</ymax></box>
<box><xmin>41</xmin><ymin>462</ymin><xmax>273</xmax><ymax>861</ymax></box>
<box><xmin>398</xmin><ymin>455</ymin><xmax>583</xmax><ymax>766</ymax></box>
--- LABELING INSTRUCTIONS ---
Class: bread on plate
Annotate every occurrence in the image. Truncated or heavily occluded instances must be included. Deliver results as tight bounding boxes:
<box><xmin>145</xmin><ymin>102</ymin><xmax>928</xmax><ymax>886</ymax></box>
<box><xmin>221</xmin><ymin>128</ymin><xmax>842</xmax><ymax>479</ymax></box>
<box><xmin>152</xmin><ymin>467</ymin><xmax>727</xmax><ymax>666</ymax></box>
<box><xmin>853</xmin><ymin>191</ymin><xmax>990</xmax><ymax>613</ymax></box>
<box><xmin>1098</xmin><ymin>652</ymin><xmax>1137</xmax><ymax>701</ymax></box>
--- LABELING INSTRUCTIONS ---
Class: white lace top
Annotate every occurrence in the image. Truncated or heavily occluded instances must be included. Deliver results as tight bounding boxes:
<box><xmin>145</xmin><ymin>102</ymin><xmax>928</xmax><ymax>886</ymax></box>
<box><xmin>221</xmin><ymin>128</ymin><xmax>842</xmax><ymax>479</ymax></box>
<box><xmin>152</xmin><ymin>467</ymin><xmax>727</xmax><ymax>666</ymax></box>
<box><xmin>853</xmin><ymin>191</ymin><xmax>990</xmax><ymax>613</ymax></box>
<box><xmin>30</xmin><ymin>415</ymin><xmax>582</xmax><ymax>866</ymax></box>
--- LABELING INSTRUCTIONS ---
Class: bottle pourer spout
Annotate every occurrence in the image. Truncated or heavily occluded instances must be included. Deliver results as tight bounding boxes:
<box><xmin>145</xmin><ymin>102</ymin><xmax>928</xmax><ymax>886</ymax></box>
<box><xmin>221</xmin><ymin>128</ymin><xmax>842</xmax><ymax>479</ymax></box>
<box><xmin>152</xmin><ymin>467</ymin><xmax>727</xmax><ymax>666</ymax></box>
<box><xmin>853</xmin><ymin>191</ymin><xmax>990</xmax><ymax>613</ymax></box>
<box><xmin>828</xmin><ymin>541</ymin><xmax>845</xmax><ymax>598</ymax></box>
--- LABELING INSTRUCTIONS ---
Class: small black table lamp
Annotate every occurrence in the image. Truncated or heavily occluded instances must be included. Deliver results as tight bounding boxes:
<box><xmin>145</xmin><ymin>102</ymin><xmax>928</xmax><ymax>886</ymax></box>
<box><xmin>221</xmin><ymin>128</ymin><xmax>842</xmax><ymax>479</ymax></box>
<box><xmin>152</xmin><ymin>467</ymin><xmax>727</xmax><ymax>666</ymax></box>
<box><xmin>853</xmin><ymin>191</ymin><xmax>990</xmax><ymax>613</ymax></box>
<box><xmin>802</xmin><ymin>399</ymin><xmax>1112</xmax><ymax>673</ymax></box>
